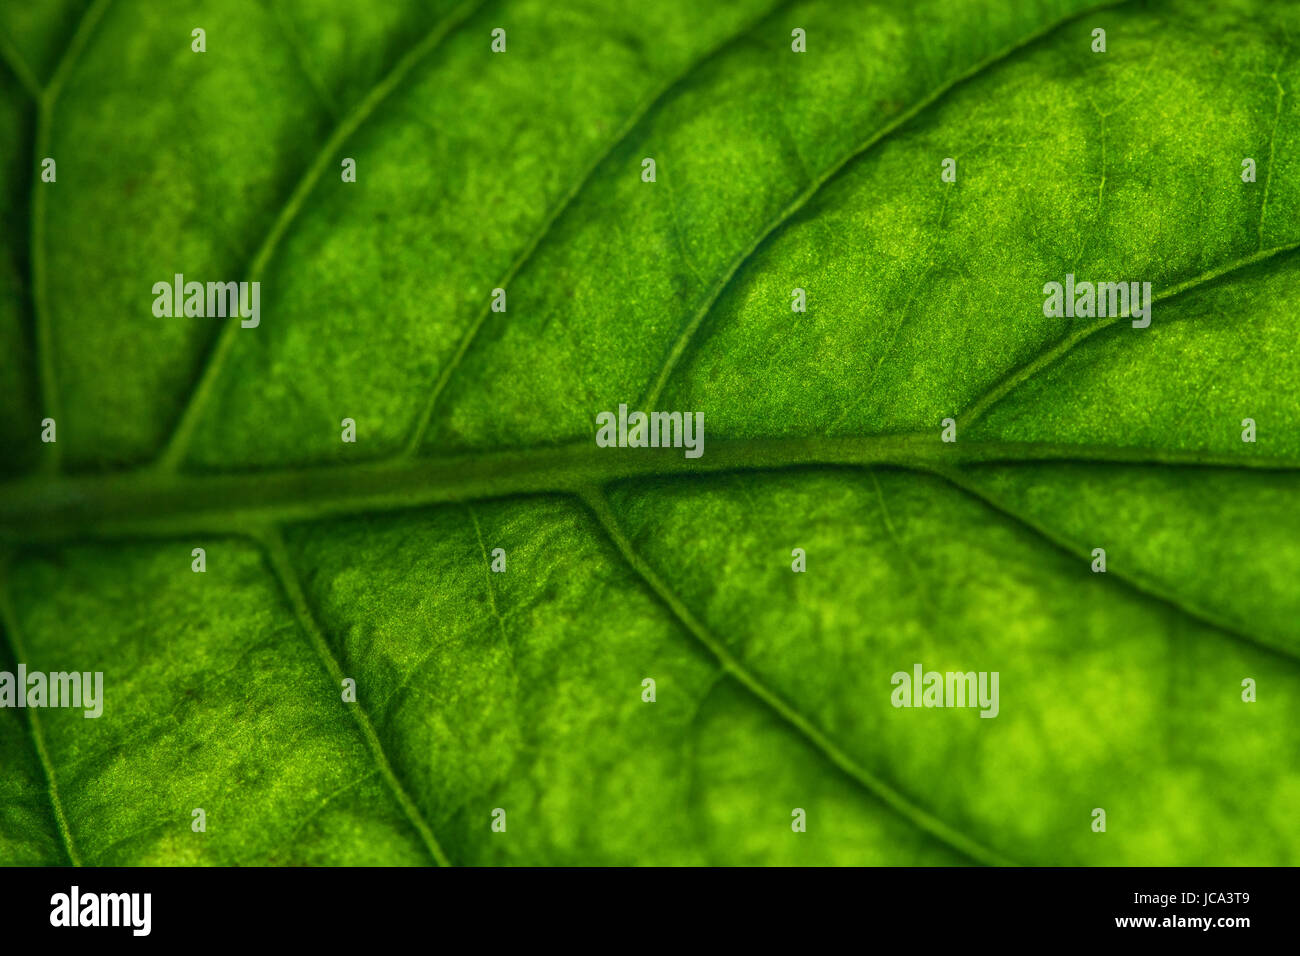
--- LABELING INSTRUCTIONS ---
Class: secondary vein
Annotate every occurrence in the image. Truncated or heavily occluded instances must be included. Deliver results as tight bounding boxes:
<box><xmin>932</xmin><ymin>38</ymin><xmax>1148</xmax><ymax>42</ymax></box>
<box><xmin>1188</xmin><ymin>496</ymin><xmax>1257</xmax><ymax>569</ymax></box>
<box><xmin>403</xmin><ymin>0</ymin><xmax>801</xmax><ymax>454</ymax></box>
<box><xmin>153</xmin><ymin>0</ymin><xmax>491</xmax><ymax>473</ymax></box>
<box><xmin>257</xmin><ymin>525</ymin><xmax>454</xmax><ymax>867</ymax></box>
<box><xmin>29</xmin><ymin>0</ymin><xmax>114</xmax><ymax>476</ymax></box>
<box><xmin>578</xmin><ymin>484</ymin><xmax>1017</xmax><ymax>867</ymax></box>
<box><xmin>930</xmin><ymin>467</ymin><xmax>1300</xmax><ymax>668</ymax></box>
<box><xmin>639</xmin><ymin>0</ymin><xmax>1133</xmax><ymax>410</ymax></box>
<box><xmin>958</xmin><ymin>238</ymin><xmax>1300</xmax><ymax>428</ymax></box>
<box><xmin>0</xmin><ymin>28</ymin><xmax>40</xmax><ymax>99</ymax></box>
<box><xmin>0</xmin><ymin>560</ymin><xmax>83</xmax><ymax>865</ymax></box>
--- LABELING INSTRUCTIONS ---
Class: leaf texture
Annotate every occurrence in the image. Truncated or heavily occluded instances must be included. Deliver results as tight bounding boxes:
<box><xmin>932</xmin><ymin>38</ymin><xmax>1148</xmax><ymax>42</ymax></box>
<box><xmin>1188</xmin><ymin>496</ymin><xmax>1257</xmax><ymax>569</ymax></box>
<box><xmin>1</xmin><ymin>0</ymin><xmax>1298</xmax><ymax>865</ymax></box>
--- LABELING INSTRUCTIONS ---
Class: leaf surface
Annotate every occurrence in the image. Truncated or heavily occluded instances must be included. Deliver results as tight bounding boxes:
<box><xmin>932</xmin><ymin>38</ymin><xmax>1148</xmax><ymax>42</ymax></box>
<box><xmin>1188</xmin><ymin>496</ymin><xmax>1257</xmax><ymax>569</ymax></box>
<box><xmin>1</xmin><ymin>0</ymin><xmax>1298</xmax><ymax>865</ymax></box>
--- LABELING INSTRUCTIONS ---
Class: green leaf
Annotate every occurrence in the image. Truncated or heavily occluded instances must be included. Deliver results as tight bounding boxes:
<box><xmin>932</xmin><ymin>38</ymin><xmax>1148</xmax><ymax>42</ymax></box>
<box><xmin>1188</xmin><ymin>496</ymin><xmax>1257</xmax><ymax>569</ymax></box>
<box><xmin>1</xmin><ymin>0</ymin><xmax>1298</xmax><ymax>865</ymax></box>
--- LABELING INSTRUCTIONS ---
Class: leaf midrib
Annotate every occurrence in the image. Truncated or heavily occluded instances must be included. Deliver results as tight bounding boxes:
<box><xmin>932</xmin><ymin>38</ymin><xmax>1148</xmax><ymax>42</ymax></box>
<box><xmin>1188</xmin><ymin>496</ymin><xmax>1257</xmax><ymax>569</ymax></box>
<box><xmin>11</xmin><ymin>425</ymin><xmax>1296</xmax><ymax>676</ymax></box>
<box><xmin>4</xmin><ymin>433</ymin><xmax>1298</xmax><ymax>543</ymax></box>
